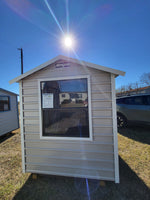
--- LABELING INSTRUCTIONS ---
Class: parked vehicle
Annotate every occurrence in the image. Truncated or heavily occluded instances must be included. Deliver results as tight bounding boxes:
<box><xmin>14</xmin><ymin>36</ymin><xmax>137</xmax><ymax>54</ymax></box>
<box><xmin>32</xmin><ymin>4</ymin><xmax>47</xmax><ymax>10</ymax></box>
<box><xmin>116</xmin><ymin>94</ymin><xmax>150</xmax><ymax>127</ymax></box>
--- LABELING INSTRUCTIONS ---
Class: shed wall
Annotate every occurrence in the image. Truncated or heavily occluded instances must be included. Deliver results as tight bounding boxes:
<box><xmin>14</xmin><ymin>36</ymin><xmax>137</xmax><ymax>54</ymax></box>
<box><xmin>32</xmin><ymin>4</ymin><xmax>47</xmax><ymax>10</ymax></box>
<box><xmin>0</xmin><ymin>91</ymin><xmax>19</xmax><ymax>136</ymax></box>
<box><xmin>21</xmin><ymin>62</ymin><xmax>115</xmax><ymax>181</ymax></box>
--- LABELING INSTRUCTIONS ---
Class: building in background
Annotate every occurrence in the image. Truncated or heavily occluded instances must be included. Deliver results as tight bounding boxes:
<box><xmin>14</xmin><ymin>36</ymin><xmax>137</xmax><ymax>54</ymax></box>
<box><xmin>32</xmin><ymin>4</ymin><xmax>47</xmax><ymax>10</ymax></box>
<box><xmin>116</xmin><ymin>86</ymin><xmax>150</xmax><ymax>97</ymax></box>
<box><xmin>0</xmin><ymin>88</ymin><xmax>19</xmax><ymax>136</ymax></box>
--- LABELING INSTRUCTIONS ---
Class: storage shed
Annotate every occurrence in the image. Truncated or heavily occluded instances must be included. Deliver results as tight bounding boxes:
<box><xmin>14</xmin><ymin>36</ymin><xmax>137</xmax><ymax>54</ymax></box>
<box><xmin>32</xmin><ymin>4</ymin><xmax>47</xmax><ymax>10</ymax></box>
<box><xmin>0</xmin><ymin>88</ymin><xmax>19</xmax><ymax>136</ymax></box>
<box><xmin>10</xmin><ymin>55</ymin><xmax>125</xmax><ymax>183</ymax></box>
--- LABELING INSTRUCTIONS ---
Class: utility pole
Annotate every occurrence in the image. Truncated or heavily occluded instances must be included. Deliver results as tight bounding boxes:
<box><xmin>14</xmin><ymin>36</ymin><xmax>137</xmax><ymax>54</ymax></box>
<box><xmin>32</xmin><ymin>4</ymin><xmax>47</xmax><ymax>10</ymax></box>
<box><xmin>18</xmin><ymin>48</ymin><xmax>23</xmax><ymax>74</ymax></box>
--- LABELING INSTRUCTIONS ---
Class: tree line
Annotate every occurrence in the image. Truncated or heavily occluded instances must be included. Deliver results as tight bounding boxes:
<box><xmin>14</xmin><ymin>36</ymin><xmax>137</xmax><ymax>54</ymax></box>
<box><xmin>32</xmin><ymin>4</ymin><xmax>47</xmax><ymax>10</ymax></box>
<box><xmin>116</xmin><ymin>72</ymin><xmax>150</xmax><ymax>95</ymax></box>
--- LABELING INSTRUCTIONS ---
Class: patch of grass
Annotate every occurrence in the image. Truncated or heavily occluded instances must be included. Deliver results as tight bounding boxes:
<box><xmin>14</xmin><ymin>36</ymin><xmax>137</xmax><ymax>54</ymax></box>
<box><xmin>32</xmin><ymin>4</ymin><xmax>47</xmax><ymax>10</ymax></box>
<box><xmin>0</xmin><ymin>127</ymin><xmax>150</xmax><ymax>200</ymax></box>
<box><xmin>118</xmin><ymin>125</ymin><xmax>150</xmax><ymax>145</ymax></box>
<box><xmin>118</xmin><ymin>126</ymin><xmax>150</xmax><ymax>188</ymax></box>
<box><xmin>0</xmin><ymin>130</ymin><xmax>30</xmax><ymax>200</ymax></box>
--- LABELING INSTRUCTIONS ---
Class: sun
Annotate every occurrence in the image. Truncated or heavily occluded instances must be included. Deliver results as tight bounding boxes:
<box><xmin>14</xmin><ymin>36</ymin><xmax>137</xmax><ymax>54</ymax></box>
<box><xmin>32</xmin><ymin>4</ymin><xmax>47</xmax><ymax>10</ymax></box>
<box><xmin>63</xmin><ymin>35</ymin><xmax>74</xmax><ymax>49</ymax></box>
<box><xmin>64</xmin><ymin>36</ymin><xmax>72</xmax><ymax>47</ymax></box>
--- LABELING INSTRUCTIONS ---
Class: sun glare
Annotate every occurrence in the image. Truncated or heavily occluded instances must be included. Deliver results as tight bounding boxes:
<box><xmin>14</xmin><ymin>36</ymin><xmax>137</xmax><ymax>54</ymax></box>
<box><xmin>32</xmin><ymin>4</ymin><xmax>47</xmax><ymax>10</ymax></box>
<box><xmin>63</xmin><ymin>35</ymin><xmax>74</xmax><ymax>49</ymax></box>
<box><xmin>64</xmin><ymin>37</ymin><xmax>72</xmax><ymax>47</ymax></box>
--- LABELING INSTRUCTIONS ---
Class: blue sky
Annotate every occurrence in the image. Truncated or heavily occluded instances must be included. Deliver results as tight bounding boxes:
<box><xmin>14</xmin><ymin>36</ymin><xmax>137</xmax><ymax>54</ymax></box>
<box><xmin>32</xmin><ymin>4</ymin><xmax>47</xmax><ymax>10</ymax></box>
<box><xmin>0</xmin><ymin>0</ymin><xmax>150</xmax><ymax>94</ymax></box>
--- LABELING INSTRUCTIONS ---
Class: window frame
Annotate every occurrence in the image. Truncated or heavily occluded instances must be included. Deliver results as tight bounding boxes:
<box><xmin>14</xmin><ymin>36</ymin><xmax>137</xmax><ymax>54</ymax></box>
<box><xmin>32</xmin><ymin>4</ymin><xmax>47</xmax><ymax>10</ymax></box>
<box><xmin>38</xmin><ymin>75</ymin><xmax>93</xmax><ymax>141</ymax></box>
<box><xmin>0</xmin><ymin>96</ymin><xmax>10</xmax><ymax>112</ymax></box>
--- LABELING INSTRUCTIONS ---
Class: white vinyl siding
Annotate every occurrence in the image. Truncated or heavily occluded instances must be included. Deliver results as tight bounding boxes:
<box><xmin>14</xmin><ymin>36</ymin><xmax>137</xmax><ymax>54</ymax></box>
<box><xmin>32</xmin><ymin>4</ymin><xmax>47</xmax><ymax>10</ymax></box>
<box><xmin>0</xmin><ymin>91</ymin><xmax>19</xmax><ymax>136</ymax></box>
<box><xmin>21</xmin><ymin>62</ymin><xmax>116</xmax><ymax>181</ymax></box>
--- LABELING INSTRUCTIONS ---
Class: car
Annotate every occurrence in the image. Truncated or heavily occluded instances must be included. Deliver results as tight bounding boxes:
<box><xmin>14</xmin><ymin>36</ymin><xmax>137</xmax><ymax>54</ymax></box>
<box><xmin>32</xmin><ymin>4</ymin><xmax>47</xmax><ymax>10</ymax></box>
<box><xmin>116</xmin><ymin>94</ymin><xmax>150</xmax><ymax>127</ymax></box>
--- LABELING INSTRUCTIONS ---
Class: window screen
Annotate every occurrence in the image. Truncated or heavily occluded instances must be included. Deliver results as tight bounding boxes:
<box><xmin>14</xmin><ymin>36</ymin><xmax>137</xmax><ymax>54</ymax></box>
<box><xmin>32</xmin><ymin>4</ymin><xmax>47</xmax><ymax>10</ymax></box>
<box><xmin>40</xmin><ymin>78</ymin><xmax>89</xmax><ymax>138</ymax></box>
<box><xmin>0</xmin><ymin>96</ymin><xmax>10</xmax><ymax>111</ymax></box>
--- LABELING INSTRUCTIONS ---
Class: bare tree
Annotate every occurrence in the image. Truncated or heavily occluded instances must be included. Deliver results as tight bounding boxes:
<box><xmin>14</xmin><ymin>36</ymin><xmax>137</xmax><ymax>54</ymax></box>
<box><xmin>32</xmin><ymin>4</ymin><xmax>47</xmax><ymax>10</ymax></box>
<box><xmin>120</xmin><ymin>85</ymin><xmax>126</xmax><ymax>95</ymax></box>
<box><xmin>134</xmin><ymin>82</ymin><xmax>140</xmax><ymax>94</ymax></box>
<box><xmin>140</xmin><ymin>72</ymin><xmax>150</xmax><ymax>86</ymax></box>
<box><xmin>126</xmin><ymin>83</ymin><xmax>133</xmax><ymax>91</ymax></box>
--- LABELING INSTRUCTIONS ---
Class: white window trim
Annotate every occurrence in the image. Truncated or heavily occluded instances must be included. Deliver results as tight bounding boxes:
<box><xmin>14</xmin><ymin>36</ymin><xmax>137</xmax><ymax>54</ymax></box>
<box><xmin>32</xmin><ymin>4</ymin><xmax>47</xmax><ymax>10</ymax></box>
<box><xmin>38</xmin><ymin>75</ymin><xmax>93</xmax><ymax>141</ymax></box>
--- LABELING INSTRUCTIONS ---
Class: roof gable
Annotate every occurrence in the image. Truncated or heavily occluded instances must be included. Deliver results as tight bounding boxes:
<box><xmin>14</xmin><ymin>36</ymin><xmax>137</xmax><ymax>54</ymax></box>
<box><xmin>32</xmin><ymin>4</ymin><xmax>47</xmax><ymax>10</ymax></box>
<box><xmin>9</xmin><ymin>55</ymin><xmax>125</xmax><ymax>84</ymax></box>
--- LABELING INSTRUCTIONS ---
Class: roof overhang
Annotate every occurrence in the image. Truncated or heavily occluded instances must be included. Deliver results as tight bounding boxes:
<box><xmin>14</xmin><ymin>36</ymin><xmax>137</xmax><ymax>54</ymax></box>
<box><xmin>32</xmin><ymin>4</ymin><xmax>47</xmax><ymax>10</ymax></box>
<box><xmin>0</xmin><ymin>88</ymin><xmax>18</xmax><ymax>96</ymax></box>
<box><xmin>9</xmin><ymin>55</ymin><xmax>125</xmax><ymax>84</ymax></box>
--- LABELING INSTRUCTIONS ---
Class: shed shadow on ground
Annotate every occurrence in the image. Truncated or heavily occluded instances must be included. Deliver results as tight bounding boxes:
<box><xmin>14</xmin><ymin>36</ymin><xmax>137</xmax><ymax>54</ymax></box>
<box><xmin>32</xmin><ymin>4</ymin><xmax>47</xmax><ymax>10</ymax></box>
<box><xmin>13</xmin><ymin>157</ymin><xmax>150</xmax><ymax>200</ymax></box>
<box><xmin>118</xmin><ymin>125</ymin><xmax>150</xmax><ymax>145</ymax></box>
<box><xmin>0</xmin><ymin>132</ymin><xmax>16</xmax><ymax>144</ymax></box>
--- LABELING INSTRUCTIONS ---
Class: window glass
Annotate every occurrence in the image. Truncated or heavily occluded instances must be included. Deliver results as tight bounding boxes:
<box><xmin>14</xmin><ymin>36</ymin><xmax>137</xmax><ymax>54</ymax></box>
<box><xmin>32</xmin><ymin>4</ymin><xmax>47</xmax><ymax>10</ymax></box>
<box><xmin>40</xmin><ymin>78</ymin><xmax>89</xmax><ymax>138</ymax></box>
<box><xmin>146</xmin><ymin>95</ymin><xmax>150</xmax><ymax>105</ymax></box>
<box><xmin>124</xmin><ymin>97</ymin><xmax>134</xmax><ymax>104</ymax></box>
<box><xmin>0</xmin><ymin>96</ymin><xmax>10</xmax><ymax>111</ymax></box>
<box><xmin>133</xmin><ymin>96</ymin><xmax>143</xmax><ymax>105</ymax></box>
<box><xmin>123</xmin><ymin>96</ymin><xmax>145</xmax><ymax>105</ymax></box>
<box><xmin>117</xmin><ymin>96</ymin><xmax>149</xmax><ymax>105</ymax></box>
<box><xmin>116</xmin><ymin>98</ymin><xmax>124</xmax><ymax>104</ymax></box>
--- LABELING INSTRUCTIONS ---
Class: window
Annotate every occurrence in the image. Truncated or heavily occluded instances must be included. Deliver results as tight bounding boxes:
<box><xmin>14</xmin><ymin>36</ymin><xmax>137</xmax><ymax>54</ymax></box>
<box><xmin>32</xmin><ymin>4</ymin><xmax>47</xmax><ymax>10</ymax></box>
<box><xmin>146</xmin><ymin>95</ymin><xmax>150</xmax><ymax>105</ymax></box>
<box><xmin>117</xmin><ymin>96</ymin><xmax>147</xmax><ymax>105</ymax></box>
<box><xmin>134</xmin><ymin>96</ymin><xmax>144</xmax><ymax>105</ymax></box>
<box><xmin>116</xmin><ymin>98</ymin><xmax>124</xmax><ymax>104</ymax></box>
<box><xmin>39</xmin><ymin>76</ymin><xmax>92</xmax><ymax>140</ymax></box>
<box><xmin>124</xmin><ymin>97</ymin><xmax>135</xmax><ymax>105</ymax></box>
<box><xmin>0</xmin><ymin>96</ymin><xmax>10</xmax><ymax>111</ymax></box>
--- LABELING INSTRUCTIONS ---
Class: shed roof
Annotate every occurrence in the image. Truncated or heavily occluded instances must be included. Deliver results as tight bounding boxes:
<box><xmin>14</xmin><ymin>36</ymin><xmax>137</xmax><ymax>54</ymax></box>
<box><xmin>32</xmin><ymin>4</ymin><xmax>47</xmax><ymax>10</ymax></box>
<box><xmin>0</xmin><ymin>88</ymin><xmax>18</xmax><ymax>96</ymax></box>
<box><xmin>9</xmin><ymin>55</ymin><xmax>125</xmax><ymax>84</ymax></box>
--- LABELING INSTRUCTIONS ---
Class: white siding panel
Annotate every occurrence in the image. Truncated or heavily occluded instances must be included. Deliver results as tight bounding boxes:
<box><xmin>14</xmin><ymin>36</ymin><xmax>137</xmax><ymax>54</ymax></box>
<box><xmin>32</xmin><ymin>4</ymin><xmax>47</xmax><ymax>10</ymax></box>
<box><xmin>25</xmin><ymin>141</ymin><xmax>114</xmax><ymax>152</ymax></box>
<box><xmin>92</xmin><ymin>92</ymin><xmax>111</xmax><ymax>99</ymax></box>
<box><xmin>23</xmin><ymin>103</ymin><xmax>39</xmax><ymax>110</ymax></box>
<box><xmin>25</xmin><ymin>148</ymin><xmax>114</xmax><ymax>160</ymax></box>
<box><xmin>24</xmin><ymin>133</ymin><xmax>113</xmax><ymax>143</ymax></box>
<box><xmin>92</xmin><ymin>118</ymin><xmax>112</xmax><ymax>126</ymax></box>
<box><xmin>92</xmin><ymin>110</ymin><xmax>112</xmax><ymax>117</ymax></box>
<box><xmin>25</xmin><ymin>156</ymin><xmax>114</xmax><ymax>169</ymax></box>
<box><xmin>23</xmin><ymin>88</ymin><xmax>38</xmax><ymax>95</ymax></box>
<box><xmin>94</xmin><ymin>135</ymin><xmax>113</xmax><ymax>143</ymax></box>
<box><xmin>93</xmin><ymin>126</ymin><xmax>113</xmax><ymax>134</ymax></box>
<box><xmin>24</xmin><ymin>119</ymin><xmax>39</xmax><ymax>125</ymax></box>
<box><xmin>24</xmin><ymin>66</ymin><xmax>85</xmax><ymax>80</ymax></box>
<box><xmin>92</xmin><ymin>101</ymin><xmax>112</xmax><ymax>108</ymax></box>
<box><xmin>91</xmin><ymin>84</ymin><xmax>111</xmax><ymax>92</ymax></box>
<box><xmin>24</xmin><ymin>125</ymin><xmax>40</xmax><ymax>133</ymax></box>
<box><xmin>24</xmin><ymin>96</ymin><xmax>38</xmax><ymax>102</ymax></box>
<box><xmin>23</xmin><ymin>80</ymin><xmax>38</xmax><ymax>87</ymax></box>
<box><xmin>24</xmin><ymin>64</ymin><xmax>110</xmax><ymax>81</ymax></box>
<box><xmin>26</xmin><ymin>164</ymin><xmax>115</xmax><ymax>180</ymax></box>
<box><xmin>91</xmin><ymin>74</ymin><xmax>110</xmax><ymax>83</ymax></box>
<box><xmin>24</xmin><ymin>111</ymin><xmax>39</xmax><ymax>117</ymax></box>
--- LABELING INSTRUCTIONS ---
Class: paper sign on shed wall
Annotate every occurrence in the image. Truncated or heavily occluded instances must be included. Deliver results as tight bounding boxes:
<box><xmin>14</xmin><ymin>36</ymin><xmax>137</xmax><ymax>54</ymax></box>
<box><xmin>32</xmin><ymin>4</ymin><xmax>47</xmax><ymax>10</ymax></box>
<box><xmin>42</xmin><ymin>93</ymin><xmax>53</xmax><ymax>108</ymax></box>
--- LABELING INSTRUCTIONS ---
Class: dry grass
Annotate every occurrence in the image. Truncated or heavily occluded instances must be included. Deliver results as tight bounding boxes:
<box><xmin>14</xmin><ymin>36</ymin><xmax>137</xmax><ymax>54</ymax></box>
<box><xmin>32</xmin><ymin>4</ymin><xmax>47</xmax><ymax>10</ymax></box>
<box><xmin>118</xmin><ymin>127</ymin><xmax>150</xmax><ymax>188</ymax></box>
<box><xmin>0</xmin><ymin>129</ymin><xmax>30</xmax><ymax>200</ymax></box>
<box><xmin>0</xmin><ymin>126</ymin><xmax>150</xmax><ymax>200</ymax></box>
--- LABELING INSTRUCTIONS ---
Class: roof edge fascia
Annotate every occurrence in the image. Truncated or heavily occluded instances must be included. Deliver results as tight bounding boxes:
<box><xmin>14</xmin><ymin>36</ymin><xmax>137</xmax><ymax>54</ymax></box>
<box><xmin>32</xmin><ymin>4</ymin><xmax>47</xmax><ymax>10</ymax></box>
<box><xmin>9</xmin><ymin>55</ymin><xmax>125</xmax><ymax>84</ymax></box>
